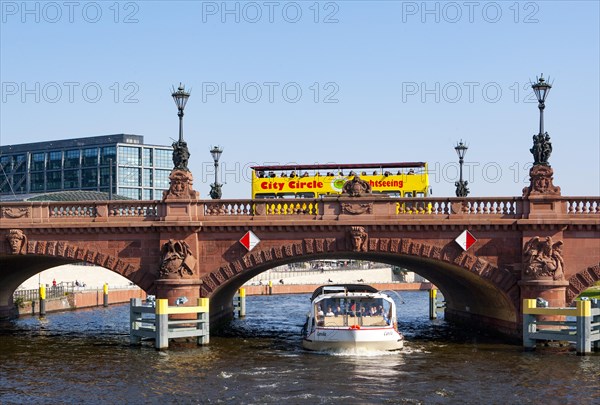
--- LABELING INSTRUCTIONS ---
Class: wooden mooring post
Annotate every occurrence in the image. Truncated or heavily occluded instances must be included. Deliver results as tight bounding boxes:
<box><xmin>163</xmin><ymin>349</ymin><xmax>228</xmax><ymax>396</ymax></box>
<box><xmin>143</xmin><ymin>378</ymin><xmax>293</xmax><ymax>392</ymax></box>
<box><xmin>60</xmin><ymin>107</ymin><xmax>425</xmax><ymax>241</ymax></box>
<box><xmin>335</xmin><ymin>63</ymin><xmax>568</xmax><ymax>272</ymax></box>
<box><xmin>130</xmin><ymin>297</ymin><xmax>210</xmax><ymax>350</ymax></box>
<box><xmin>523</xmin><ymin>298</ymin><xmax>600</xmax><ymax>355</ymax></box>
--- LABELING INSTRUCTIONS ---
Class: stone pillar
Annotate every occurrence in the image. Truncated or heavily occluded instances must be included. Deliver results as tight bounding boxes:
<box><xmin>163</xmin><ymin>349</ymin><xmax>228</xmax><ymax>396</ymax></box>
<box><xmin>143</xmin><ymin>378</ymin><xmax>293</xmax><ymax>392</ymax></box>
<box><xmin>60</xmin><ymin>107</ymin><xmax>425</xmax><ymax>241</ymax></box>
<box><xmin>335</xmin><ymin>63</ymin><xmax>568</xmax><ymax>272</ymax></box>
<box><xmin>154</xmin><ymin>279</ymin><xmax>203</xmax><ymax>306</ymax></box>
<box><xmin>519</xmin><ymin>279</ymin><xmax>570</xmax><ymax>308</ymax></box>
<box><xmin>522</xmin><ymin>165</ymin><xmax>564</xmax><ymax>218</ymax></box>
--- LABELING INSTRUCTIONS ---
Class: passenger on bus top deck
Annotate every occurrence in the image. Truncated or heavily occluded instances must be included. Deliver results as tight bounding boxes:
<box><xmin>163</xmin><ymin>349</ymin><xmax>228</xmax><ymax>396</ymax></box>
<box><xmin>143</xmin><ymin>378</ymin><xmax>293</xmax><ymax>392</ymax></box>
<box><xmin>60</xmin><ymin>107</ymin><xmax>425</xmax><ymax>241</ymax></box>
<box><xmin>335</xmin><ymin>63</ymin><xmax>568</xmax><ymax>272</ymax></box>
<box><xmin>384</xmin><ymin>171</ymin><xmax>391</xmax><ymax>177</ymax></box>
<box><xmin>361</xmin><ymin>171</ymin><xmax>367</xmax><ymax>176</ymax></box>
<box><xmin>373</xmin><ymin>170</ymin><xmax>378</xmax><ymax>175</ymax></box>
<box><xmin>257</xmin><ymin>171</ymin><xmax>265</xmax><ymax>178</ymax></box>
<box><xmin>315</xmin><ymin>171</ymin><xmax>321</xmax><ymax>176</ymax></box>
<box><xmin>281</xmin><ymin>172</ymin><xmax>287</xmax><ymax>177</ymax></box>
<box><xmin>397</xmin><ymin>170</ymin><xmax>402</xmax><ymax>175</ymax></box>
<box><xmin>290</xmin><ymin>171</ymin><xmax>297</xmax><ymax>178</ymax></box>
<box><xmin>302</xmin><ymin>171</ymin><xmax>309</xmax><ymax>177</ymax></box>
<box><xmin>327</xmin><ymin>171</ymin><xmax>335</xmax><ymax>176</ymax></box>
<box><xmin>408</xmin><ymin>169</ymin><xmax>415</xmax><ymax>175</ymax></box>
<box><xmin>268</xmin><ymin>171</ymin><xmax>276</xmax><ymax>178</ymax></box>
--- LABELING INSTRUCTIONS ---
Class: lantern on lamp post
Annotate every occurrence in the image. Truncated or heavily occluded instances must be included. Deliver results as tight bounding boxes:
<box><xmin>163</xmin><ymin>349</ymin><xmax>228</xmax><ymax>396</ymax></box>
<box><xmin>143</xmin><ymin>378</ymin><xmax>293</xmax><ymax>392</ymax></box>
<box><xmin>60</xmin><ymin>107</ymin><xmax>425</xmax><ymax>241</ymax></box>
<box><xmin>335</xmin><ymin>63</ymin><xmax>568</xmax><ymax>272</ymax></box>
<box><xmin>171</xmin><ymin>83</ymin><xmax>191</xmax><ymax>171</ymax></box>
<box><xmin>209</xmin><ymin>146</ymin><xmax>223</xmax><ymax>199</ymax></box>
<box><xmin>530</xmin><ymin>74</ymin><xmax>553</xmax><ymax>166</ymax></box>
<box><xmin>454</xmin><ymin>140</ymin><xmax>469</xmax><ymax>197</ymax></box>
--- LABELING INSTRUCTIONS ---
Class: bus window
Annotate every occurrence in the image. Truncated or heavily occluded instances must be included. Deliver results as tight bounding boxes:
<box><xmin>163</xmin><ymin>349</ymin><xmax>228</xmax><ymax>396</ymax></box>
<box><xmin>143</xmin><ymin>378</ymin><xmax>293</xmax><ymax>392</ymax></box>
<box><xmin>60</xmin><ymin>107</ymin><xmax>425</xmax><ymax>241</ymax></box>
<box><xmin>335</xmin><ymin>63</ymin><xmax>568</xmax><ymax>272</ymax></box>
<box><xmin>277</xmin><ymin>193</ymin><xmax>315</xmax><ymax>199</ymax></box>
<box><xmin>255</xmin><ymin>193</ymin><xmax>277</xmax><ymax>199</ymax></box>
<box><xmin>405</xmin><ymin>192</ymin><xmax>413</xmax><ymax>198</ymax></box>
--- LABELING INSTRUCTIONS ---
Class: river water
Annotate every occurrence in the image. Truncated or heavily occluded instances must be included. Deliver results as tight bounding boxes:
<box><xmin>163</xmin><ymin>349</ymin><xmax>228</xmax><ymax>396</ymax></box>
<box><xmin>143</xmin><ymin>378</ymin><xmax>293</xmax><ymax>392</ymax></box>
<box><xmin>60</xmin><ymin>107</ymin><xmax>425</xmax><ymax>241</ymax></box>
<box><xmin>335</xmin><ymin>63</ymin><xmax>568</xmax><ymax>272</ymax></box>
<box><xmin>1</xmin><ymin>291</ymin><xmax>598</xmax><ymax>404</ymax></box>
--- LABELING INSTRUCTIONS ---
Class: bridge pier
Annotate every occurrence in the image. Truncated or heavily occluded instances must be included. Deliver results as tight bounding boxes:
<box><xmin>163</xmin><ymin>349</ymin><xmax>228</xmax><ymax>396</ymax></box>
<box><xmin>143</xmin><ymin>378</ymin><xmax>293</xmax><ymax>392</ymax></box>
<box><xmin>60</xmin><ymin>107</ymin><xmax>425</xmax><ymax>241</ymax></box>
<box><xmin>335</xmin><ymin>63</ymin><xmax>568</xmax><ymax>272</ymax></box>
<box><xmin>154</xmin><ymin>279</ymin><xmax>203</xmax><ymax>313</ymax></box>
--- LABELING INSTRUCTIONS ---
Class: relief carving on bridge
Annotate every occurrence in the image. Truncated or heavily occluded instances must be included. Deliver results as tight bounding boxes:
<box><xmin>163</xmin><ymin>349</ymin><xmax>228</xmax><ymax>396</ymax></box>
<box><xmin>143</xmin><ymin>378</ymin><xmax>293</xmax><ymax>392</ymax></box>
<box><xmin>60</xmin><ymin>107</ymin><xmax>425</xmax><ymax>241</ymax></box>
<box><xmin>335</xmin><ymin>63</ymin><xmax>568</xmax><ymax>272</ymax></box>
<box><xmin>6</xmin><ymin>229</ymin><xmax>27</xmax><ymax>254</ymax></box>
<box><xmin>162</xmin><ymin>170</ymin><xmax>199</xmax><ymax>201</ymax></box>
<box><xmin>347</xmin><ymin>226</ymin><xmax>368</xmax><ymax>252</ymax></box>
<box><xmin>341</xmin><ymin>202</ymin><xmax>373</xmax><ymax>215</ymax></box>
<box><xmin>342</xmin><ymin>177</ymin><xmax>372</xmax><ymax>197</ymax></box>
<box><xmin>522</xmin><ymin>236</ymin><xmax>565</xmax><ymax>281</ymax></box>
<box><xmin>159</xmin><ymin>239</ymin><xmax>197</xmax><ymax>279</ymax></box>
<box><xmin>2</xmin><ymin>207</ymin><xmax>30</xmax><ymax>219</ymax></box>
<box><xmin>522</xmin><ymin>165</ymin><xmax>561</xmax><ymax>197</ymax></box>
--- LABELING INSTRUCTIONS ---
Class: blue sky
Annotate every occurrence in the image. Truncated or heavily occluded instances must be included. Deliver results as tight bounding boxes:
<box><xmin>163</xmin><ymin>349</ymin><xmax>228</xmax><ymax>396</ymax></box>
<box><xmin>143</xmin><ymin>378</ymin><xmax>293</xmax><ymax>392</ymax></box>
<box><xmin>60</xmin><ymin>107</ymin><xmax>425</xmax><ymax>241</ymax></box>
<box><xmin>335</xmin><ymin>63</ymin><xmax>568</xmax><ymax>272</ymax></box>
<box><xmin>1</xmin><ymin>0</ymin><xmax>599</xmax><ymax>199</ymax></box>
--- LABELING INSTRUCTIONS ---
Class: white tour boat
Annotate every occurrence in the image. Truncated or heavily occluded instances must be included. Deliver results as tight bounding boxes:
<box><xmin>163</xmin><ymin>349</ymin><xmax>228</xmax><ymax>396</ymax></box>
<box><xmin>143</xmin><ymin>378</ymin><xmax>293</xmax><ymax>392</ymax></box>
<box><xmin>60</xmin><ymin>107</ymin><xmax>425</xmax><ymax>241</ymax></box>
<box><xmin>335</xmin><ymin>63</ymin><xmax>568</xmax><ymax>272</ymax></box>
<box><xmin>301</xmin><ymin>284</ymin><xmax>404</xmax><ymax>351</ymax></box>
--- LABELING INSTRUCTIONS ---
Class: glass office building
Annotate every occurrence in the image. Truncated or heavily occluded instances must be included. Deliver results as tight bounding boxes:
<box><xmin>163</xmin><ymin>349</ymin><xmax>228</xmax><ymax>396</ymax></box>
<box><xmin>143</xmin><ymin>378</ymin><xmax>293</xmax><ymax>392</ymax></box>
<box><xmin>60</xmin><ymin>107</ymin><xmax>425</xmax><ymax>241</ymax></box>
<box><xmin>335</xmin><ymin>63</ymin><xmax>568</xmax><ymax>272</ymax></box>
<box><xmin>0</xmin><ymin>134</ymin><xmax>173</xmax><ymax>200</ymax></box>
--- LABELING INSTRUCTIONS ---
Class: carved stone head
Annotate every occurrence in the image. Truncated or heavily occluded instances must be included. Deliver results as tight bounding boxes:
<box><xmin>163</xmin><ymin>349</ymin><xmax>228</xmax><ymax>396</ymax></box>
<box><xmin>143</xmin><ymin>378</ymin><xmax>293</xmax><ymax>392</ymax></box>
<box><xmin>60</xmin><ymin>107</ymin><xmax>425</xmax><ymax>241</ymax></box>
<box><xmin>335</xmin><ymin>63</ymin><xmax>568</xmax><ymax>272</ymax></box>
<box><xmin>6</xmin><ymin>229</ymin><xmax>27</xmax><ymax>254</ymax></box>
<box><xmin>348</xmin><ymin>226</ymin><xmax>368</xmax><ymax>252</ymax></box>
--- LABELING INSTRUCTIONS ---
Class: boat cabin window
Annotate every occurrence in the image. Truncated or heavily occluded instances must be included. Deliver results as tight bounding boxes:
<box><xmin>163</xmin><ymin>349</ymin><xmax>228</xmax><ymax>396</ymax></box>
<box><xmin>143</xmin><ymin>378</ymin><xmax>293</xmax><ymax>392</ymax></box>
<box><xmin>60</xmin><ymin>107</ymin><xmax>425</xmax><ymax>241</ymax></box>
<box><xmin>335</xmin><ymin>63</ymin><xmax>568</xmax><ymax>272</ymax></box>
<box><xmin>315</xmin><ymin>296</ymin><xmax>393</xmax><ymax>327</ymax></box>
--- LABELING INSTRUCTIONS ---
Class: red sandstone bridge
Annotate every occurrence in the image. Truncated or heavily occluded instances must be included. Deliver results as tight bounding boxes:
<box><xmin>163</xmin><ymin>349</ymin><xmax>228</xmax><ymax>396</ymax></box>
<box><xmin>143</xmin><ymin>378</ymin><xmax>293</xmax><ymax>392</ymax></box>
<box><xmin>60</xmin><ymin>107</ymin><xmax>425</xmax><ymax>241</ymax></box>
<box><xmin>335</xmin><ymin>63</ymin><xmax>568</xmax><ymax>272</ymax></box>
<box><xmin>1</xmin><ymin>170</ymin><xmax>599</xmax><ymax>338</ymax></box>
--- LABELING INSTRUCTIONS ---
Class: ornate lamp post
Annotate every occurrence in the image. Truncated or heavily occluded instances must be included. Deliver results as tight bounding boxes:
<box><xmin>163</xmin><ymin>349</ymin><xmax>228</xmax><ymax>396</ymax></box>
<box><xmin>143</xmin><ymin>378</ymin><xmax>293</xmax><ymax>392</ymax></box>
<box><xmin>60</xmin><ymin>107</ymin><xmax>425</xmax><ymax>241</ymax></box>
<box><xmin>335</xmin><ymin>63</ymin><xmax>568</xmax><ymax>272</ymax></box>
<box><xmin>454</xmin><ymin>140</ymin><xmax>469</xmax><ymax>197</ymax></box>
<box><xmin>530</xmin><ymin>74</ymin><xmax>552</xmax><ymax>166</ymax></box>
<box><xmin>522</xmin><ymin>73</ymin><xmax>560</xmax><ymax>198</ymax></box>
<box><xmin>171</xmin><ymin>83</ymin><xmax>191</xmax><ymax>171</ymax></box>
<box><xmin>209</xmin><ymin>145</ymin><xmax>223</xmax><ymax>199</ymax></box>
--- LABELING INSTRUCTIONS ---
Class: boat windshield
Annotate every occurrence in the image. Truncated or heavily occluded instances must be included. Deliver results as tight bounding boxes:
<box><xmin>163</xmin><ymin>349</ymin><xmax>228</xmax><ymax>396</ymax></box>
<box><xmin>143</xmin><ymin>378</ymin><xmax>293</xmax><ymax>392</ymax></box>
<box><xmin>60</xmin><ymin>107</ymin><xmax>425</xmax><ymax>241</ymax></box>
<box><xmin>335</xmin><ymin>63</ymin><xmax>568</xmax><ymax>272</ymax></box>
<box><xmin>314</xmin><ymin>296</ymin><xmax>393</xmax><ymax>328</ymax></box>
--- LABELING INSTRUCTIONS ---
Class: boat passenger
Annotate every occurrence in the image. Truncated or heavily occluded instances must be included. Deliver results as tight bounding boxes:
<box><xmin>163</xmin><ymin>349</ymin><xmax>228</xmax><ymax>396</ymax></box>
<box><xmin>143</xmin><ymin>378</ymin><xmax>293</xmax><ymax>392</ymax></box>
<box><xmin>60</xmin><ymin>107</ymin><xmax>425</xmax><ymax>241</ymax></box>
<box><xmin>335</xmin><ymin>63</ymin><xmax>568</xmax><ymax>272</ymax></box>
<box><xmin>334</xmin><ymin>306</ymin><xmax>343</xmax><ymax>316</ymax></box>
<box><xmin>326</xmin><ymin>307</ymin><xmax>335</xmax><ymax>317</ymax></box>
<box><xmin>317</xmin><ymin>305</ymin><xmax>324</xmax><ymax>317</ymax></box>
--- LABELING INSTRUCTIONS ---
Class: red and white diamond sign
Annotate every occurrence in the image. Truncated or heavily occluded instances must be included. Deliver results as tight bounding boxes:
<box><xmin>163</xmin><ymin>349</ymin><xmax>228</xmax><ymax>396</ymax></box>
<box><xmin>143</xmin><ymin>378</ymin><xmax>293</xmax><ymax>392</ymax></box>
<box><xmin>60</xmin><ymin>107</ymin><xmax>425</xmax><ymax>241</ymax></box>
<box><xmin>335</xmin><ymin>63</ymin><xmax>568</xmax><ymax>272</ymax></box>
<box><xmin>240</xmin><ymin>230</ymin><xmax>260</xmax><ymax>251</ymax></box>
<box><xmin>455</xmin><ymin>230</ymin><xmax>477</xmax><ymax>251</ymax></box>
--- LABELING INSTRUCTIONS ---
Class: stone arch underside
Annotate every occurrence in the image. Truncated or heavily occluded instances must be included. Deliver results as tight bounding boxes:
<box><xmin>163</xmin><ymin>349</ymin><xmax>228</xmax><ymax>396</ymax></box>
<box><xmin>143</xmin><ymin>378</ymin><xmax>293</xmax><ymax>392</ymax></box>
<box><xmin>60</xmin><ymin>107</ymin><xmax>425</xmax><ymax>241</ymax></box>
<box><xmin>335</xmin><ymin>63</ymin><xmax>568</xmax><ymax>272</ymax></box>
<box><xmin>0</xmin><ymin>239</ymin><xmax>156</xmax><ymax>304</ymax></box>
<box><xmin>566</xmin><ymin>263</ymin><xmax>600</xmax><ymax>304</ymax></box>
<box><xmin>202</xmin><ymin>237</ymin><xmax>521</xmax><ymax>327</ymax></box>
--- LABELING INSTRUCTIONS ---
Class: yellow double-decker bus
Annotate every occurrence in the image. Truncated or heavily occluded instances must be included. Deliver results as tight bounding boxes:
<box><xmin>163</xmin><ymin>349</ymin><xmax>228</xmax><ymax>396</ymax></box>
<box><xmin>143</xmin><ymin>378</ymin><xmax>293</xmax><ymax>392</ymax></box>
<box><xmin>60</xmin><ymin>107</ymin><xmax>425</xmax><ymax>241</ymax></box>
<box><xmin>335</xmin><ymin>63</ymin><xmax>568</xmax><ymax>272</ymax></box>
<box><xmin>251</xmin><ymin>162</ymin><xmax>430</xmax><ymax>199</ymax></box>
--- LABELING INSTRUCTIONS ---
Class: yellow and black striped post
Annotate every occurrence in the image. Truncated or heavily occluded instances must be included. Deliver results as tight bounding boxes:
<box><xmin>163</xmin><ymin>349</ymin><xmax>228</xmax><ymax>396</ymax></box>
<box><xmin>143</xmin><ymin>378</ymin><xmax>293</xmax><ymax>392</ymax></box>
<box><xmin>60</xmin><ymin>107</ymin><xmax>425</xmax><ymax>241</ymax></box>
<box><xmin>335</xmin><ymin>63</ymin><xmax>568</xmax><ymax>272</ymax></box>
<box><xmin>155</xmin><ymin>299</ymin><xmax>169</xmax><ymax>349</ymax></box>
<box><xmin>103</xmin><ymin>283</ymin><xmax>109</xmax><ymax>307</ymax></box>
<box><xmin>39</xmin><ymin>285</ymin><xmax>46</xmax><ymax>316</ymax></box>
<box><xmin>239</xmin><ymin>288</ymin><xmax>246</xmax><ymax>317</ymax></box>
<box><xmin>429</xmin><ymin>288</ymin><xmax>437</xmax><ymax>319</ymax></box>
<box><xmin>268</xmin><ymin>280</ymin><xmax>273</xmax><ymax>295</ymax></box>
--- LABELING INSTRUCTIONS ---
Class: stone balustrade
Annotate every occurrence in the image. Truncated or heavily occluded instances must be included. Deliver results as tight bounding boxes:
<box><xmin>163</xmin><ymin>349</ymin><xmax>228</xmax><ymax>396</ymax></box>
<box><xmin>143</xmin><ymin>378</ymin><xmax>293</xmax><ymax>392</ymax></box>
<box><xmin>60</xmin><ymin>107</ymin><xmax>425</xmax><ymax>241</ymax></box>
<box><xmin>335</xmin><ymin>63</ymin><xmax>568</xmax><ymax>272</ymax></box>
<box><xmin>1</xmin><ymin>195</ymin><xmax>598</xmax><ymax>225</ymax></box>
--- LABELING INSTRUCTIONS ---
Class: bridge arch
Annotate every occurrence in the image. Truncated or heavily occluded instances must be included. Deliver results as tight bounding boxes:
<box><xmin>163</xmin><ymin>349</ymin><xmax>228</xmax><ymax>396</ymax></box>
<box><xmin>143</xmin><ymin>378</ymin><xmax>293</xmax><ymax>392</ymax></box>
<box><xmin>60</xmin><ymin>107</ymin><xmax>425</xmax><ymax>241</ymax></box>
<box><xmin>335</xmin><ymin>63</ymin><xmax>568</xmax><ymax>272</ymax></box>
<box><xmin>202</xmin><ymin>237</ymin><xmax>520</xmax><ymax>334</ymax></box>
<box><xmin>0</xmin><ymin>239</ymin><xmax>155</xmax><ymax>313</ymax></box>
<box><xmin>566</xmin><ymin>263</ymin><xmax>600</xmax><ymax>304</ymax></box>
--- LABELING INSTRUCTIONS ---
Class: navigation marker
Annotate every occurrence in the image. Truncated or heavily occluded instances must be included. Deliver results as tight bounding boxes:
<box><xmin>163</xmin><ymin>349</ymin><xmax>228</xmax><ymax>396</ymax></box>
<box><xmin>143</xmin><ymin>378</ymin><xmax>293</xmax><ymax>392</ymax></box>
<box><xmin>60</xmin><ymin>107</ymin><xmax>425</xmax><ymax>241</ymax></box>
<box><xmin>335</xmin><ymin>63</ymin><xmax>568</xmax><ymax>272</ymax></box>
<box><xmin>455</xmin><ymin>230</ymin><xmax>477</xmax><ymax>251</ymax></box>
<box><xmin>240</xmin><ymin>230</ymin><xmax>260</xmax><ymax>251</ymax></box>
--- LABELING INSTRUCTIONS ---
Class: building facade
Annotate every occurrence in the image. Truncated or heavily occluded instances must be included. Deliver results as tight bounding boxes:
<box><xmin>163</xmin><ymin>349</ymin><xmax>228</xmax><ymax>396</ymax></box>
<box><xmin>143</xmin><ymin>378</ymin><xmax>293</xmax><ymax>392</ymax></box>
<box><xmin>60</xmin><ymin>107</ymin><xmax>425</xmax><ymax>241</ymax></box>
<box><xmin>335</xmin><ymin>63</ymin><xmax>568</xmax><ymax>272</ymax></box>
<box><xmin>0</xmin><ymin>134</ymin><xmax>173</xmax><ymax>200</ymax></box>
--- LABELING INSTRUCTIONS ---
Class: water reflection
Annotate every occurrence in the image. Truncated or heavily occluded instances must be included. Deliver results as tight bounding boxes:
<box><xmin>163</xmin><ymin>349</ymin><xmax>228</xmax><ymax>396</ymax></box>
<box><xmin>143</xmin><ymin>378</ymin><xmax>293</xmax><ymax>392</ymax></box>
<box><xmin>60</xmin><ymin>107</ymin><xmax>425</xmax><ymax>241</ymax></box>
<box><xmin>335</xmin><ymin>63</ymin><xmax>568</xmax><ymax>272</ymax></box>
<box><xmin>1</xmin><ymin>291</ymin><xmax>598</xmax><ymax>404</ymax></box>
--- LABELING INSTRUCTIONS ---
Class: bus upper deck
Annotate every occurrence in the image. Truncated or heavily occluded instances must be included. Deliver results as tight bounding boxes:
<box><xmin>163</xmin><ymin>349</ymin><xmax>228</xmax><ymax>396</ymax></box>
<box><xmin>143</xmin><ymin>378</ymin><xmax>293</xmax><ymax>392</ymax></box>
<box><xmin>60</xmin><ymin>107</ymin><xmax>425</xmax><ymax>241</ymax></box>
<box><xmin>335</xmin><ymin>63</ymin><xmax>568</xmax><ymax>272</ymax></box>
<box><xmin>251</xmin><ymin>162</ymin><xmax>430</xmax><ymax>199</ymax></box>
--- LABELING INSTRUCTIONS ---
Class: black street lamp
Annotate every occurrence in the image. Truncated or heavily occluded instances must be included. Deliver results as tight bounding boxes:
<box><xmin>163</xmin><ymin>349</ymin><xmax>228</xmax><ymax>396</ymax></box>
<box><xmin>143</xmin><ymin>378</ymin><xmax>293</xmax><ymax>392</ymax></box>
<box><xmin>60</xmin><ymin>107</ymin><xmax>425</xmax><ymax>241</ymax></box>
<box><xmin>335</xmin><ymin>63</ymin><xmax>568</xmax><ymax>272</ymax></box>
<box><xmin>454</xmin><ymin>140</ymin><xmax>469</xmax><ymax>197</ymax></box>
<box><xmin>209</xmin><ymin>145</ymin><xmax>223</xmax><ymax>199</ymax></box>
<box><xmin>171</xmin><ymin>83</ymin><xmax>191</xmax><ymax>171</ymax></box>
<box><xmin>530</xmin><ymin>74</ymin><xmax>553</xmax><ymax>166</ymax></box>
